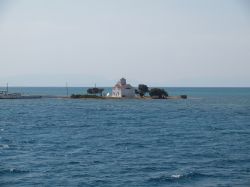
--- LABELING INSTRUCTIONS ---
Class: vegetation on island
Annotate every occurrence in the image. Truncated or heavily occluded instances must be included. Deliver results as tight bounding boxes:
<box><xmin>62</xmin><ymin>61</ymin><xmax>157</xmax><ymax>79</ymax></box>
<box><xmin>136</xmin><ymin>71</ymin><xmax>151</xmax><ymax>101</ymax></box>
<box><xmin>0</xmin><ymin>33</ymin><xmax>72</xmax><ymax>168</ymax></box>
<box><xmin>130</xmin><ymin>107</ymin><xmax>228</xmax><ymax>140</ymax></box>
<box><xmin>135</xmin><ymin>84</ymin><xmax>169</xmax><ymax>99</ymax></box>
<box><xmin>180</xmin><ymin>95</ymin><xmax>187</xmax><ymax>99</ymax></box>
<box><xmin>137</xmin><ymin>84</ymin><xmax>149</xmax><ymax>97</ymax></box>
<box><xmin>71</xmin><ymin>94</ymin><xmax>104</xmax><ymax>99</ymax></box>
<box><xmin>149</xmin><ymin>88</ymin><xmax>168</xmax><ymax>99</ymax></box>
<box><xmin>87</xmin><ymin>87</ymin><xmax>104</xmax><ymax>96</ymax></box>
<box><xmin>71</xmin><ymin>87</ymin><xmax>105</xmax><ymax>99</ymax></box>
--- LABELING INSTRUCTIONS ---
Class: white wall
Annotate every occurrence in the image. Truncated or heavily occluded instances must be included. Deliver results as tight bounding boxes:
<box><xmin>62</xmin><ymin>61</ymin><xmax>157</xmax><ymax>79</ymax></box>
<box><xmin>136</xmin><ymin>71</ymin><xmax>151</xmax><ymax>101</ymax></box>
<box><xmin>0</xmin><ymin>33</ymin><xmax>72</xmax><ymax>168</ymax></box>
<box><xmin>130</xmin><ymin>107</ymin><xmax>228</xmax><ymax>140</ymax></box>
<box><xmin>112</xmin><ymin>87</ymin><xmax>121</xmax><ymax>97</ymax></box>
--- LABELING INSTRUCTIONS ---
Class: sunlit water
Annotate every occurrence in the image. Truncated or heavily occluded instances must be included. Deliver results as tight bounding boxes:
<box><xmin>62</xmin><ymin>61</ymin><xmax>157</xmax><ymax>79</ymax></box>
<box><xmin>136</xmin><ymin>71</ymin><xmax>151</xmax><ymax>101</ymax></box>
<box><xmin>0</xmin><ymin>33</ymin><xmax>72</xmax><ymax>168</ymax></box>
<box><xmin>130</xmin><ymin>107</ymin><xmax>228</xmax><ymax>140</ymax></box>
<box><xmin>0</xmin><ymin>88</ymin><xmax>250</xmax><ymax>186</ymax></box>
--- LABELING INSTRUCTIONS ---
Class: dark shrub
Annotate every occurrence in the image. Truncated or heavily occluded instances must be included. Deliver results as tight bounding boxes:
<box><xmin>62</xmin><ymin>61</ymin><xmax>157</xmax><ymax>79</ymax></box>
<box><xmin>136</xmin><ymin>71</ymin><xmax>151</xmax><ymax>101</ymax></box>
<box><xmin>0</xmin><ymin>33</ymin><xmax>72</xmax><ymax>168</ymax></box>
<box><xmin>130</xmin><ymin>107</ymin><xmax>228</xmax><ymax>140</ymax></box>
<box><xmin>71</xmin><ymin>94</ymin><xmax>103</xmax><ymax>99</ymax></box>
<box><xmin>87</xmin><ymin>88</ymin><xmax>104</xmax><ymax>96</ymax></box>
<box><xmin>135</xmin><ymin>89</ymin><xmax>139</xmax><ymax>95</ymax></box>
<box><xmin>138</xmin><ymin>84</ymin><xmax>149</xmax><ymax>97</ymax></box>
<box><xmin>149</xmin><ymin>88</ymin><xmax>168</xmax><ymax>99</ymax></box>
<box><xmin>180</xmin><ymin>95</ymin><xmax>187</xmax><ymax>99</ymax></box>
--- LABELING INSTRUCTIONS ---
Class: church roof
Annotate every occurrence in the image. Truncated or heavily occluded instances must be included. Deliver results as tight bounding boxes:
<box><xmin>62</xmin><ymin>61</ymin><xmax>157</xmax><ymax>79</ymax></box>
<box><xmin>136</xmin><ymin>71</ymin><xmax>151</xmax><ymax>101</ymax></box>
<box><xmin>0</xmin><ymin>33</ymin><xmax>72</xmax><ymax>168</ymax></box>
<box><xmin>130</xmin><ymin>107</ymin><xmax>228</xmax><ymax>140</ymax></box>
<box><xmin>113</xmin><ymin>82</ymin><xmax>133</xmax><ymax>89</ymax></box>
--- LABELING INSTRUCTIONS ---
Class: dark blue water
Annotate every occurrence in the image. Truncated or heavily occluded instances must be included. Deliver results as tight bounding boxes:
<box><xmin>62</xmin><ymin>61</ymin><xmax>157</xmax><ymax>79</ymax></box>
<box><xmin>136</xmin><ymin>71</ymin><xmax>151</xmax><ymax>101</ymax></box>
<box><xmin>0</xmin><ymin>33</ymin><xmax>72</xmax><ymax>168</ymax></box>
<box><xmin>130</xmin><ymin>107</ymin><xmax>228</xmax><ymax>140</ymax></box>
<box><xmin>1</xmin><ymin>88</ymin><xmax>250</xmax><ymax>186</ymax></box>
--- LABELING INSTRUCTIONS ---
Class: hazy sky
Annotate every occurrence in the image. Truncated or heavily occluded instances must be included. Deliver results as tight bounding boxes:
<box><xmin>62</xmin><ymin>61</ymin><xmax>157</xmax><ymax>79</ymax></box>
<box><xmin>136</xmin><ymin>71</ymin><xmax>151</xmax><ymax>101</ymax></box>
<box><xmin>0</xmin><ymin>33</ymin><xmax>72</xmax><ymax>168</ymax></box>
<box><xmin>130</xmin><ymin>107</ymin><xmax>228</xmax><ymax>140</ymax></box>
<box><xmin>0</xmin><ymin>0</ymin><xmax>250</xmax><ymax>87</ymax></box>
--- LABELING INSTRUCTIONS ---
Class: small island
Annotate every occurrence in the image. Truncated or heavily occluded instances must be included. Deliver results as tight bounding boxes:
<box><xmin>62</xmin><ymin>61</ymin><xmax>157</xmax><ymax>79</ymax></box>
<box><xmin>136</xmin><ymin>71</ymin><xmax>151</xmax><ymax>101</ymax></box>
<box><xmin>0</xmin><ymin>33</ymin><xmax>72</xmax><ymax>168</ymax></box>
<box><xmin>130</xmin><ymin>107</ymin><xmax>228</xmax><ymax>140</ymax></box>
<box><xmin>71</xmin><ymin>78</ymin><xmax>187</xmax><ymax>100</ymax></box>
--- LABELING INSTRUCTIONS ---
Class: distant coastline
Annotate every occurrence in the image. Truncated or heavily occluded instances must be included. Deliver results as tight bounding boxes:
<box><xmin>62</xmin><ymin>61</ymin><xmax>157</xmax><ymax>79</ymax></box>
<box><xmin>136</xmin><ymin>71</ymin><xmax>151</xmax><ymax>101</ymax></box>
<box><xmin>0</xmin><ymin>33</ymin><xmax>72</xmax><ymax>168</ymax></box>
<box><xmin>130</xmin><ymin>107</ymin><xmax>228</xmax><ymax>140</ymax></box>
<box><xmin>0</xmin><ymin>78</ymin><xmax>188</xmax><ymax>100</ymax></box>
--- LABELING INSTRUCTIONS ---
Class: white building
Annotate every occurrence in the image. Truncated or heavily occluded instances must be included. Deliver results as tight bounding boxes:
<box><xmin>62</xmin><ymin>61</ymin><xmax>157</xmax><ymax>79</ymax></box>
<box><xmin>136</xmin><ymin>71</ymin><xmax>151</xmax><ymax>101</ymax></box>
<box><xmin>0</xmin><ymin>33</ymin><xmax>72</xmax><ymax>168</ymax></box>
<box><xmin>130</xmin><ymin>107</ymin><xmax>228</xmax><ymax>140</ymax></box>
<box><xmin>112</xmin><ymin>78</ymin><xmax>135</xmax><ymax>98</ymax></box>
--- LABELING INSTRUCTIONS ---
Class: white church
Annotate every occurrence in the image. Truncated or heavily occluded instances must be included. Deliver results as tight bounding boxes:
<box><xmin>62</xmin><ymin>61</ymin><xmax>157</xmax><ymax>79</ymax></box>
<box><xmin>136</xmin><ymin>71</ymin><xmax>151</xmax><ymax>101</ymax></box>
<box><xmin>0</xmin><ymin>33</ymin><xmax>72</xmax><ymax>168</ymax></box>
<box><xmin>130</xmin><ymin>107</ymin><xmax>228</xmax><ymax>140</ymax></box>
<box><xmin>112</xmin><ymin>78</ymin><xmax>135</xmax><ymax>98</ymax></box>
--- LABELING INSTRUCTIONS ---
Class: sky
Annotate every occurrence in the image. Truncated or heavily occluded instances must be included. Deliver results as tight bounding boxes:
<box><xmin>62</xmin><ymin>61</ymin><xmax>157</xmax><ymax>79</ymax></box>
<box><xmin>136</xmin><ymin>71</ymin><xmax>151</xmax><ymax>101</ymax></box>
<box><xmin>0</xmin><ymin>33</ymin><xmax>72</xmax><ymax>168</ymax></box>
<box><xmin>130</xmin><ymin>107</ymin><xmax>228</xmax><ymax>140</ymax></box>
<box><xmin>0</xmin><ymin>0</ymin><xmax>250</xmax><ymax>87</ymax></box>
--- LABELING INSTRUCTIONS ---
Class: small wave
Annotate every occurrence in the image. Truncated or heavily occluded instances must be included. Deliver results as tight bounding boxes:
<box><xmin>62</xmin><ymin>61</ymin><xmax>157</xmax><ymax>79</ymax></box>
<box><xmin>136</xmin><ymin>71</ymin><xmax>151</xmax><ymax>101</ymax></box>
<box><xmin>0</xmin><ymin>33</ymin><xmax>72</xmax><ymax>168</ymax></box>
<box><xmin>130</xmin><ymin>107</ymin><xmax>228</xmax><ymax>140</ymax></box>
<box><xmin>171</xmin><ymin>174</ymin><xmax>181</xmax><ymax>178</ymax></box>
<box><xmin>115</xmin><ymin>142</ymin><xmax>146</xmax><ymax>148</ymax></box>
<box><xmin>214</xmin><ymin>158</ymin><xmax>250</xmax><ymax>166</ymax></box>
<box><xmin>9</xmin><ymin>168</ymin><xmax>29</xmax><ymax>174</ymax></box>
<box><xmin>0</xmin><ymin>128</ymin><xmax>4</xmax><ymax>131</ymax></box>
<box><xmin>9</xmin><ymin>168</ymin><xmax>28</xmax><ymax>174</ymax></box>
<box><xmin>0</xmin><ymin>144</ymin><xmax>9</xmax><ymax>149</ymax></box>
<box><xmin>0</xmin><ymin>168</ymin><xmax>29</xmax><ymax>175</ymax></box>
<box><xmin>148</xmin><ymin>172</ymin><xmax>210</xmax><ymax>183</ymax></box>
<box><xmin>68</xmin><ymin>161</ymin><xmax>80</xmax><ymax>165</ymax></box>
<box><xmin>140</xmin><ymin>166</ymin><xmax>161</xmax><ymax>172</ymax></box>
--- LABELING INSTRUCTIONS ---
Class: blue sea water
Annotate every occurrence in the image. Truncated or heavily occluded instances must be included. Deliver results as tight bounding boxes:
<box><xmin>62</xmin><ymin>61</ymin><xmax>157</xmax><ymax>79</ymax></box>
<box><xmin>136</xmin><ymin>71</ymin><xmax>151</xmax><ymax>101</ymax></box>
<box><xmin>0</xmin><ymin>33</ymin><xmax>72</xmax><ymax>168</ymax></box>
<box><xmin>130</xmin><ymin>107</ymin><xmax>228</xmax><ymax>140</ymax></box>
<box><xmin>0</xmin><ymin>87</ymin><xmax>250</xmax><ymax>187</ymax></box>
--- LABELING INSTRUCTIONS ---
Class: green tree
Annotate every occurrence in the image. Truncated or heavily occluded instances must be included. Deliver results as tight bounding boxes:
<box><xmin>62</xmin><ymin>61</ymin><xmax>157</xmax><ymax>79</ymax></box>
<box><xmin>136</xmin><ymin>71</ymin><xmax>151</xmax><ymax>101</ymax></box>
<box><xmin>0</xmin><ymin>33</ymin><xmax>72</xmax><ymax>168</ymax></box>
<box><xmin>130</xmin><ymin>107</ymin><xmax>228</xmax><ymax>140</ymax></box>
<box><xmin>149</xmin><ymin>88</ymin><xmax>168</xmax><ymax>99</ymax></box>
<box><xmin>87</xmin><ymin>88</ymin><xmax>104</xmax><ymax>96</ymax></box>
<box><xmin>138</xmin><ymin>84</ymin><xmax>149</xmax><ymax>97</ymax></box>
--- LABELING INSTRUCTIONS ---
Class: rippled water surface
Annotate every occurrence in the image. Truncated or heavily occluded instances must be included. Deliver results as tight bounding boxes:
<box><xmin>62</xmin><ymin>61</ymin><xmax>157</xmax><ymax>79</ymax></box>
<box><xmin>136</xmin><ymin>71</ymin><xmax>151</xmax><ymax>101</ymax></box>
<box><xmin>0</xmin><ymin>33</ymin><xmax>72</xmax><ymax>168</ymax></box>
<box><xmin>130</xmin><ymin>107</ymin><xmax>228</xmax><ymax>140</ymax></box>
<box><xmin>1</xmin><ymin>88</ymin><xmax>250</xmax><ymax>186</ymax></box>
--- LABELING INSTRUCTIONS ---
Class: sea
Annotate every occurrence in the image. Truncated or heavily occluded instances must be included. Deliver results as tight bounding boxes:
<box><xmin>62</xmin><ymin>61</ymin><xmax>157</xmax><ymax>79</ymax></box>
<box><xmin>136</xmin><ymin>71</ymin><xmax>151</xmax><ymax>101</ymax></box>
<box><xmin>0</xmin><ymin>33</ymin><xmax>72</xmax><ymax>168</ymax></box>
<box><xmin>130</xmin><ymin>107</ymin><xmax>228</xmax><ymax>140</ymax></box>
<box><xmin>0</xmin><ymin>87</ymin><xmax>250</xmax><ymax>187</ymax></box>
